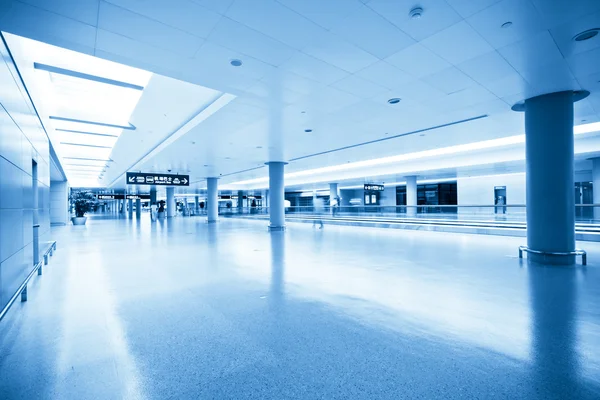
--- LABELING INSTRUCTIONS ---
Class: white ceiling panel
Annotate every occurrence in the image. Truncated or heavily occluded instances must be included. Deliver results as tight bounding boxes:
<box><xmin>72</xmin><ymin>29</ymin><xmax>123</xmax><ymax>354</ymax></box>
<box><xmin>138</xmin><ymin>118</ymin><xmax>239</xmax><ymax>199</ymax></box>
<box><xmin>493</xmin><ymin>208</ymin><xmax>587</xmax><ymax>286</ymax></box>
<box><xmin>395</xmin><ymin>79</ymin><xmax>446</xmax><ymax>104</ymax></box>
<box><xmin>498</xmin><ymin>30</ymin><xmax>565</xmax><ymax>74</ymax></box>
<box><xmin>567</xmin><ymin>47</ymin><xmax>600</xmax><ymax>80</ymax></box>
<box><xmin>328</xmin><ymin>4</ymin><xmax>416</xmax><ymax>59</ymax></box>
<box><xmin>193</xmin><ymin>42</ymin><xmax>277</xmax><ymax>81</ymax></box>
<box><xmin>529</xmin><ymin>0</ymin><xmax>600</xmax><ymax>28</ymax></box>
<box><xmin>302</xmin><ymin>31</ymin><xmax>379</xmax><ymax>73</ymax></box>
<box><xmin>276</xmin><ymin>0</ymin><xmax>363</xmax><ymax>30</ymax></box>
<box><xmin>105</xmin><ymin>0</ymin><xmax>222</xmax><ymax>38</ymax></box>
<box><xmin>189</xmin><ymin>0</ymin><xmax>234</xmax><ymax>15</ymax></box>
<box><xmin>421</xmin><ymin>21</ymin><xmax>495</xmax><ymax>65</ymax></box>
<box><xmin>98</xmin><ymin>2</ymin><xmax>205</xmax><ymax>57</ymax></box>
<box><xmin>457</xmin><ymin>51</ymin><xmax>517</xmax><ymax>84</ymax></box>
<box><xmin>331</xmin><ymin>74</ymin><xmax>388</xmax><ymax>99</ymax></box>
<box><xmin>522</xmin><ymin>59</ymin><xmax>575</xmax><ymax>93</ymax></box>
<box><xmin>0</xmin><ymin>1</ymin><xmax>97</xmax><ymax>54</ymax></box>
<box><xmin>279</xmin><ymin>52</ymin><xmax>349</xmax><ymax>85</ymax></box>
<box><xmin>208</xmin><ymin>17</ymin><xmax>297</xmax><ymax>66</ymax></box>
<box><xmin>483</xmin><ymin>73</ymin><xmax>531</xmax><ymax>99</ymax></box>
<box><xmin>225</xmin><ymin>0</ymin><xmax>327</xmax><ymax>50</ymax></box>
<box><xmin>19</xmin><ymin>0</ymin><xmax>100</xmax><ymax>26</ymax></box>
<box><xmin>445</xmin><ymin>0</ymin><xmax>500</xmax><ymax>18</ymax></box>
<box><xmin>261</xmin><ymin>70</ymin><xmax>324</xmax><ymax>96</ymax></box>
<box><xmin>550</xmin><ymin>10</ymin><xmax>600</xmax><ymax>58</ymax></box>
<box><xmin>355</xmin><ymin>61</ymin><xmax>415</xmax><ymax>90</ymax></box>
<box><xmin>466</xmin><ymin>0</ymin><xmax>546</xmax><ymax>49</ymax></box>
<box><xmin>385</xmin><ymin>43</ymin><xmax>451</xmax><ymax>78</ymax></box>
<box><xmin>367</xmin><ymin>0</ymin><xmax>462</xmax><ymax>41</ymax></box>
<box><xmin>421</xmin><ymin>67</ymin><xmax>477</xmax><ymax>95</ymax></box>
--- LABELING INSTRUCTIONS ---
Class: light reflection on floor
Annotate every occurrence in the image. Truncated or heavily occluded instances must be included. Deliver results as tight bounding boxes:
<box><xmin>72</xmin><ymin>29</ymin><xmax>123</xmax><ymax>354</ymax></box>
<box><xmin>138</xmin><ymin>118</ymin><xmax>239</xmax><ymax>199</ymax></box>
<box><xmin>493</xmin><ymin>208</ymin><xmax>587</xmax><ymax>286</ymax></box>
<box><xmin>1</xmin><ymin>215</ymin><xmax>599</xmax><ymax>399</ymax></box>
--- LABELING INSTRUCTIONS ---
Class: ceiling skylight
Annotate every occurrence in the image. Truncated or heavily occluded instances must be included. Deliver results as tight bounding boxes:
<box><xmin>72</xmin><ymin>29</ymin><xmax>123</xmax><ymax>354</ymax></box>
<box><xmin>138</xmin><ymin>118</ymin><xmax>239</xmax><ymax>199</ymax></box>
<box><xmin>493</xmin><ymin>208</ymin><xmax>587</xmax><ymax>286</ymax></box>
<box><xmin>3</xmin><ymin>33</ymin><xmax>152</xmax><ymax>187</ymax></box>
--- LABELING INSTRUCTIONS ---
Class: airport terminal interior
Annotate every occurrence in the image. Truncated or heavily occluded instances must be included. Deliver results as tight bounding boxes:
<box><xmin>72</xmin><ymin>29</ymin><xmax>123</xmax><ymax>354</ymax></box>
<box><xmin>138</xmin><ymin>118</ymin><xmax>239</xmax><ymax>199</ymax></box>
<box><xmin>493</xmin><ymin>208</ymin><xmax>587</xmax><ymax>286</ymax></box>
<box><xmin>0</xmin><ymin>0</ymin><xmax>600</xmax><ymax>398</ymax></box>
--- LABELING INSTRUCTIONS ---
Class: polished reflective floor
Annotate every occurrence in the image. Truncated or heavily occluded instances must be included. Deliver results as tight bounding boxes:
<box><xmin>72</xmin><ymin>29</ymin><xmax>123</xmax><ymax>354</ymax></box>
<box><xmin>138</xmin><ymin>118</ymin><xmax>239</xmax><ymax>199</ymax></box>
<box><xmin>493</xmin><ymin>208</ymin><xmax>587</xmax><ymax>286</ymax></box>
<box><xmin>1</xmin><ymin>216</ymin><xmax>599</xmax><ymax>399</ymax></box>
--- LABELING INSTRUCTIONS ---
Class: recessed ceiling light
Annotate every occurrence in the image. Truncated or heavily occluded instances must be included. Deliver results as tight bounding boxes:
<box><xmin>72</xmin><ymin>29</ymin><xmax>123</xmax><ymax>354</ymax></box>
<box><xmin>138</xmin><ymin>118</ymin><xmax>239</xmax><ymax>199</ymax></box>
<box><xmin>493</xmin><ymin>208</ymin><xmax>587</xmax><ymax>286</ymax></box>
<box><xmin>301</xmin><ymin>111</ymin><xmax>306</xmax><ymax>114</ymax></box>
<box><xmin>573</xmin><ymin>28</ymin><xmax>599</xmax><ymax>42</ymax></box>
<box><xmin>409</xmin><ymin>7</ymin><xmax>423</xmax><ymax>19</ymax></box>
<box><xmin>304</xmin><ymin>129</ymin><xmax>313</xmax><ymax>133</ymax></box>
<box><xmin>388</xmin><ymin>98</ymin><xmax>401</xmax><ymax>104</ymax></box>
<box><xmin>256</xmin><ymin>146</ymin><xmax>263</xmax><ymax>149</ymax></box>
<box><xmin>230</xmin><ymin>59</ymin><xmax>243</xmax><ymax>67</ymax></box>
<box><xmin>501</xmin><ymin>21</ymin><xmax>513</xmax><ymax>28</ymax></box>
<box><xmin>420</xmin><ymin>134</ymin><xmax>426</xmax><ymax>137</ymax></box>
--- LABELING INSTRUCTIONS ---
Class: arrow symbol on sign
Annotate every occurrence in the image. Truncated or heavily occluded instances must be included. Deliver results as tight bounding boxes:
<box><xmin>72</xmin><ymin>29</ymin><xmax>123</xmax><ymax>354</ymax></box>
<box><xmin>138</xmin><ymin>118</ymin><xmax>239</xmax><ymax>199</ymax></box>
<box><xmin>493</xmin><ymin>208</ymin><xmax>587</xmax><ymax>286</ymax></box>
<box><xmin>182</xmin><ymin>178</ymin><xmax>188</xmax><ymax>184</ymax></box>
<box><xmin>128</xmin><ymin>177</ymin><xmax>135</xmax><ymax>183</ymax></box>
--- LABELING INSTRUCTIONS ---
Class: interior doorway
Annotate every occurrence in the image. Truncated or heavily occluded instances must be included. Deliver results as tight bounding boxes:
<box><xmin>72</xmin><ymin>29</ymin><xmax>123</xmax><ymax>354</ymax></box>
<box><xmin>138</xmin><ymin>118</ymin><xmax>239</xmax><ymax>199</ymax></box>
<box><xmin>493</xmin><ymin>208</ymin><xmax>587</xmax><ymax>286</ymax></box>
<box><xmin>494</xmin><ymin>186</ymin><xmax>507</xmax><ymax>214</ymax></box>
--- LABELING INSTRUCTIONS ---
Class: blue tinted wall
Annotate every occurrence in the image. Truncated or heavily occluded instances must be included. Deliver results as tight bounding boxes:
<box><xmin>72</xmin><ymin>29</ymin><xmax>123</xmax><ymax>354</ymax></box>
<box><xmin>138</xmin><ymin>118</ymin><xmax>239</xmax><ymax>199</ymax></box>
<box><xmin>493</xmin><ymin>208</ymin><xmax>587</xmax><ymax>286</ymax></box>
<box><xmin>0</xmin><ymin>35</ymin><xmax>51</xmax><ymax>310</ymax></box>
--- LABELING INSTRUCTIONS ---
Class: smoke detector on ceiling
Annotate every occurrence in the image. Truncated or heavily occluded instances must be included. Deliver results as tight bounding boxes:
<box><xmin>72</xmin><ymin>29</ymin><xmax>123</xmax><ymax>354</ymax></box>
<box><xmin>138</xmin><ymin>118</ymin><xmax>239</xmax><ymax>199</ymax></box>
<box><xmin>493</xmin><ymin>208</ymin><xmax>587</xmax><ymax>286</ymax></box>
<box><xmin>409</xmin><ymin>7</ymin><xmax>424</xmax><ymax>19</ymax></box>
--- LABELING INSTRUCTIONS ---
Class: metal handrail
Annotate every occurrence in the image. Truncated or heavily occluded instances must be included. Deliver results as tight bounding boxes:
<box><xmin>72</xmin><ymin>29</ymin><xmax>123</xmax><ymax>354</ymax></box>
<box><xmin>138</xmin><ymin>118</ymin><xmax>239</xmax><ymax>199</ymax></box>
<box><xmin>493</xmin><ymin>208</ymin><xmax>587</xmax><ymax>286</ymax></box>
<box><xmin>518</xmin><ymin>245</ymin><xmax>587</xmax><ymax>265</ymax></box>
<box><xmin>0</xmin><ymin>240</ymin><xmax>56</xmax><ymax>322</ymax></box>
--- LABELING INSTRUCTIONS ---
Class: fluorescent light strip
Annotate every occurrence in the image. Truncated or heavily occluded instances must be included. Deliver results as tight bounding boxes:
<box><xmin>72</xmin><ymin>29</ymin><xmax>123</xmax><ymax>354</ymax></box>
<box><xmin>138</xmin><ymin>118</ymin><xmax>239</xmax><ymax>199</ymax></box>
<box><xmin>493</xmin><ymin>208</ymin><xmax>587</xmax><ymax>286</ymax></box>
<box><xmin>231</xmin><ymin>122</ymin><xmax>600</xmax><ymax>186</ymax></box>
<box><xmin>61</xmin><ymin>142</ymin><xmax>112</xmax><ymax>149</ymax></box>
<box><xmin>56</xmin><ymin>129</ymin><xmax>119</xmax><ymax>138</ymax></box>
<box><xmin>63</xmin><ymin>157</ymin><xmax>113</xmax><ymax>162</ymax></box>
<box><xmin>50</xmin><ymin>116</ymin><xmax>136</xmax><ymax>130</ymax></box>
<box><xmin>34</xmin><ymin>62</ymin><xmax>145</xmax><ymax>91</ymax></box>
<box><xmin>65</xmin><ymin>163</ymin><xmax>108</xmax><ymax>167</ymax></box>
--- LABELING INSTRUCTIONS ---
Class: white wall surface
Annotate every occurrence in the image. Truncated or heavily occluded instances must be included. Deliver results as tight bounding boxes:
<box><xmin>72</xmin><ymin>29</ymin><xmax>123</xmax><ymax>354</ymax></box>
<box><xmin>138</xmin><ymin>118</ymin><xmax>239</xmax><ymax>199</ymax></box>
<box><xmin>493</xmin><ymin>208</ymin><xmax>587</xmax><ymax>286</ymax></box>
<box><xmin>50</xmin><ymin>181</ymin><xmax>69</xmax><ymax>225</ymax></box>
<box><xmin>457</xmin><ymin>173</ymin><xmax>526</xmax><ymax>217</ymax></box>
<box><xmin>0</xmin><ymin>36</ymin><xmax>51</xmax><ymax>311</ymax></box>
<box><xmin>380</xmin><ymin>186</ymin><xmax>397</xmax><ymax>207</ymax></box>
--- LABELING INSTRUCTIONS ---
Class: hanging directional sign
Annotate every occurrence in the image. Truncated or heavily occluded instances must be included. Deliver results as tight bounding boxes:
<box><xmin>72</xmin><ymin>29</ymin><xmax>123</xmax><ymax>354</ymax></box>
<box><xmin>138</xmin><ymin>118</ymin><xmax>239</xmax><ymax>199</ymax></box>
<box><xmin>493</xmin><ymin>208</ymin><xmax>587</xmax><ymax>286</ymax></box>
<box><xmin>126</xmin><ymin>194</ymin><xmax>151</xmax><ymax>200</ymax></box>
<box><xmin>364</xmin><ymin>184</ymin><xmax>384</xmax><ymax>191</ymax></box>
<box><xmin>126</xmin><ymin>172</ymin><xmax>190</xmax><ymax>186</ymax></box>
<box><xmin>97</xmin><ymin>194</ymin><xmax>125</xmax><ymax>200</ymax></box>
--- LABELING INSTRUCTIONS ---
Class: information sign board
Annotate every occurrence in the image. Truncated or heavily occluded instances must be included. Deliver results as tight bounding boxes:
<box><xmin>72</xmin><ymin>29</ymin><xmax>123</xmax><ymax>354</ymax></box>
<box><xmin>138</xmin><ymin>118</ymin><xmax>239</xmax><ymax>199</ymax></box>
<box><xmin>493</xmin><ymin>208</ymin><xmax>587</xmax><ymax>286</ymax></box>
<box><xmin>126</xmin><ymin>172</ymin><xmax>189</xmax><ymax>186</ymax></box>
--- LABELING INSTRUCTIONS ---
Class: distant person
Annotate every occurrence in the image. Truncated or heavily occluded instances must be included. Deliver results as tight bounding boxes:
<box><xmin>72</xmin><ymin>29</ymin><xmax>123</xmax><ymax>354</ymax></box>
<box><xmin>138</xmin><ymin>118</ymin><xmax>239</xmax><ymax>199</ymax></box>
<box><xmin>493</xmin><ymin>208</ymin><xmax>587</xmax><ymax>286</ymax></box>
<box><xmin>150</xmin><ymin>202</ymin><xmax>158</xmax><ymax>221</ymax></box>
<box><xmin>332</xmin><ymin>196</ymin><xmax>341</xmax><ymax>217</ymax></box>
<box><xmin>313</xmin><ymin>196</ymin><xmax>324</xmax><ymax>229</ymax></box>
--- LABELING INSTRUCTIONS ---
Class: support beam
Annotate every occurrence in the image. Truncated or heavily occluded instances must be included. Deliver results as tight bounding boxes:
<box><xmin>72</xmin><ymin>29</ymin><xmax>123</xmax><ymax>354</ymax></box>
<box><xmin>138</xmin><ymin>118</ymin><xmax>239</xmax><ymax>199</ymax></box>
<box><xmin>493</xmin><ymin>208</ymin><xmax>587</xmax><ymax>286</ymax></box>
<box><xmin>207</xmin><ymin>178</ymin><xmax>218</xmax><ymax>223</ymax></box>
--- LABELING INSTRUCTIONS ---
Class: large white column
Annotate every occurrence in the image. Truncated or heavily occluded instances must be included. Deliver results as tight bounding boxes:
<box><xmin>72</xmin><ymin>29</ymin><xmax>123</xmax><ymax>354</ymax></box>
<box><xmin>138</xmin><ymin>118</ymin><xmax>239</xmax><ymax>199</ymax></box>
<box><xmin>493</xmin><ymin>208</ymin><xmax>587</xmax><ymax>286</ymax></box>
<box><xmin>135</xmin><ymin>198</ymin><xmax>141</xmax><ymax>219</ymax></box>
<box><xmin>523</xmin><ymin>91</ymin><xmax>579</xmax><ymax>264</ymax></box>
<box><xmin>329</xmin><ymin>183</ymin><xmax>338</xmax><ymax>204</ymax></box>
<box><xmin>267</xmin><ymin>162</ymin><xmax>286</xmax><ymax>231</ymax></box>
<box><xmin>128</xmin><ymin>198</ymin><xmax>133</xmax><ymax>218</ymax></box>
<box><xmin>166</xmin><ymin>187</ymin><xmax>175</xmax><ymax>218</ymax></box>
<box><xmin>592</xmin><ymin>158</ymin><xmax>600</xmax><ymax>221</ymax></box>
<box><xmin>406</xmin><ymin>175</ymin><xmax>417</xmax><ymax>217</ymax></box>
<box><xmin>207</xmin><ymin>178</ymin><xmax>218</xmax><ymax>223</ymax></box>
<box><xmin>195</xmin><ymin>195</ymin><xmax>199</xmax><ymax>214</ymax></box>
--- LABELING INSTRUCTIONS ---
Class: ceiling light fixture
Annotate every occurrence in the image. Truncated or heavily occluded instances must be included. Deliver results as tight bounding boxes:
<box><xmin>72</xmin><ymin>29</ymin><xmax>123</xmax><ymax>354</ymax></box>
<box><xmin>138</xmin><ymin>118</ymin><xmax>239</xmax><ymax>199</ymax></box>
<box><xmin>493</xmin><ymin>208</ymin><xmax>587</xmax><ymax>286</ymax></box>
<box><xmin>305</xmin><ymin>129</ymin><xmax>313</xmax><ymax>133</ymax></box>
<box><xmin>388</xmin><ymin>98</ymin><xmax>401</xmax><ymax>104</ymax></box>
<box><xmin>501</xmin><ymin>21</ymin><xmax>513</xmax><ymax>28</ymax></box>
<box><xmin>230</xmin><ymin>59</ymin><xmax>243</xmax><ymax>67</ymax></box>
<box><xmin>573</xmin><ymin>28</ymin><xmax>600</xmax><ymax>42</ymax></box>
<box><xmin>409</xmin><ymin>7</ymin><xmax>423</xmax><ymax>19</ymax></box>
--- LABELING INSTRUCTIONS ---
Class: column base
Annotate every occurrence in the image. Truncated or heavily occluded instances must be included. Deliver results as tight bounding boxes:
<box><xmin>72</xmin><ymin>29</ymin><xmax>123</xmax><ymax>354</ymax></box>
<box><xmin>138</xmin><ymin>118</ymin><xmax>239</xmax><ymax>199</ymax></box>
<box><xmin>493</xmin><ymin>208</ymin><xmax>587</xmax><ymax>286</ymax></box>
<box><xmin>268</xmin><ymin>225</ymin><xmax>286</xmax><ymax>232</ymax></box>
<box><xmin>528</xmin><ymin>252</ymin><xmax>576</xmax><ymax>265</ymax></box>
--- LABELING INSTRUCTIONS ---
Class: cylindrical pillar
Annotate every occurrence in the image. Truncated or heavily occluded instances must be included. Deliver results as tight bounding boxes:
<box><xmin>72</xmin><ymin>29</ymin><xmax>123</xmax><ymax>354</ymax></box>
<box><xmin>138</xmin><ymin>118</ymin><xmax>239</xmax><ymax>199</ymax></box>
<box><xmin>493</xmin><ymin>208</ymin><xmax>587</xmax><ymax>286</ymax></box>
<box><xmin>237</xmin><ymin>190</ymin><xmax>244</xmax><ymax>214</ymax></box>
<box><xmin>150</xmin><ymin>188</ymin><xmax>157</xmax><ymax>204</ymax></box>
<box><xmin>329</xmin><ymin>183</ymin><xmax>338</xmax><ymax>204</ymax></box>
<box><xmin>128</xmin><ymin>198</ymin><xmax>133</xmax><ymax>218</ymax></box>
<box><xmin>195</xmin><ymin>196</ymin><xmax>200</xmax><ymax>214</ymax></box>
<box><xmin>592</xmin><ymin>158</ymin><xmax>600</xmax><ymax>221</ymax></box>
<box><xmin>136</xmin><ymin>199</ymin><xmax>141</xmax><ymax>219</ymax></box>
<box><xmin>166</xmin><ymin>187</ymin><xmax>175</xmax><ymax>218</ymax></box>
<box><xmin>525</xmin><ymin>91</ymin><xmax>575</xmax><ymax>264</ymax></box>
<box><xmin>406</xmin><ymin>175</ymin><xmax>417</xmax><ymax>217</ymax></box>
<box><xmin>267</xmin><ymin>162</ymin><xmax>286</xmax><ymax>231</ymax></box>
<box><xmin>207</xmin><ymin>177</ymin><xmax>218</xmax><ymax>223</ymax></box>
